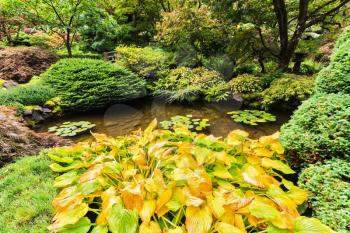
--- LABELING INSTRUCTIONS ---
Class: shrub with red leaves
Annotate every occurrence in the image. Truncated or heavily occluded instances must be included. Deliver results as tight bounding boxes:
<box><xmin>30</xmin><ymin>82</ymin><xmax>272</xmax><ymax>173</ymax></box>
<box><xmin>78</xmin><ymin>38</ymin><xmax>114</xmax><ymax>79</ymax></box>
<box><xmin>0</xmin><ymin>47</ymin><xmax>57</xmax><ymax>83</ymax></box>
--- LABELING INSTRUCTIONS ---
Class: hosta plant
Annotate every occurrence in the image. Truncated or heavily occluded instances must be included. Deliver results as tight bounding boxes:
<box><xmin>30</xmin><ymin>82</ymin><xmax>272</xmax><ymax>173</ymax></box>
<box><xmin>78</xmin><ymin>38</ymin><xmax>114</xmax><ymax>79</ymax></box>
<box><xmin>227</xmin><ymin>110</ymin><xmax>277</xmax><ymax>125</ymax></box>
<box><xmin>48</xmin><ymin>121</ymin><xmax>96</xmax><ymax>137</ymax></box>
<box><xmin>47</xmin><ymin>120</ymin><xmax>333</xmax><ymax>233</ymax></box>
<box><xmin>160</xmin><ymin>115</ymin><xmax>210</xmax><ymax>131</ymax></box>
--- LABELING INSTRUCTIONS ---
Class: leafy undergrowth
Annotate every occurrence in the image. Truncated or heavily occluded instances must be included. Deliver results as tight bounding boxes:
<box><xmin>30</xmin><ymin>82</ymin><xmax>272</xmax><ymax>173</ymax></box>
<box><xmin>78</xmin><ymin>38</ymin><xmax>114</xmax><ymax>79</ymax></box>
<box><xmin>47</xmin><ymin>119</ymin><xmax>333</xmax><ymax>233</ymax></box>
<box><xmin>0</xmin><ymin>151</ymin><xmax>55</xmax><ymax>233</ymax></box>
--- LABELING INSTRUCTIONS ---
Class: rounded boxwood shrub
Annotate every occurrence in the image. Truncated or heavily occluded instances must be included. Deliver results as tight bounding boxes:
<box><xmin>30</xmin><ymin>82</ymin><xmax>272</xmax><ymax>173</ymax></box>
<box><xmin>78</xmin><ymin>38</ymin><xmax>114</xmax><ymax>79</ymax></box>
<box><xmin>280</xmin><ymin>93</ymin><xmax>350</xmax><ymax>162</ymax></box>
<box><xmin>41</xmin><ymin>59</ymin><xmax>146</xmax><ymax>112</ymax></box>
<box><xmin>152</xmin><ymin>67</ymin><xmax>229</xmax><ymax>103</ymax></box>
<box><xmin>298</xmin><ymin>159</ymin><xmax>350</xmax><ymax>232</ymax></box>
<box><xmin>229</xmin><ymin>74</ymin><xmax>265</xmax><ymax>94</ymax></box>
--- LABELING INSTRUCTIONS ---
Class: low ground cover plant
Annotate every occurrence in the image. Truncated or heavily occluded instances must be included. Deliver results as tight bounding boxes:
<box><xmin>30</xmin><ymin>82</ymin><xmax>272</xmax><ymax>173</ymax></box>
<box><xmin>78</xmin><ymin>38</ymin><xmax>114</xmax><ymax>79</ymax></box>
<box><xmin>47</xmin><ymin>120</ymin><xmax>332</xmax><ymax>233</ymax></box>
<box><xmin>41</xmin><ymin>58</ymin><xmax>146</xmax><ymax>113</ymax></box>
<box><xmin>299</xmin><ymin>159</ymin><xmax>350</xmax><ymax>232</ymax></box>
<box><xmin>0</xmin><ymin>151</ymin><xmax>55</xmax><ymax>233</ymax></box>
<box><xmin>153</xmin><ymin>67</ymin><xmax>229</xmax><ymax>103</ymax></box>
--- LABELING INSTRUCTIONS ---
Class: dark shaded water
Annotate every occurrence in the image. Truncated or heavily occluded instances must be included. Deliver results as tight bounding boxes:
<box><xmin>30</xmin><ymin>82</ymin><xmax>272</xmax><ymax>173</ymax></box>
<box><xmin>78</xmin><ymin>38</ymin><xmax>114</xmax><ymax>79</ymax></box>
<box><xmin>39</xmin><ymin>98</ymin><xmax>292</xmax><ymax>141</ymax></box>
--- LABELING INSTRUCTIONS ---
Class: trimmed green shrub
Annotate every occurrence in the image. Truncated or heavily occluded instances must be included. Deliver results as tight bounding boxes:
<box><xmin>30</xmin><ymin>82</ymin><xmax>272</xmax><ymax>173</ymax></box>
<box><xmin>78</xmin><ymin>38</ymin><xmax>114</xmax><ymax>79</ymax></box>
<box><xmin>298</xmin><ymin>159</ymin><xmax>350</xmax><ymax>232</ymax></box>
<box><xmin>152</xmin><ymin>67</ymin><xmax>229</xmax><ymax>102</ymax></box>
<box><xmin>41</xmin><ymin>58</ymin><xmax>146</xmax><ymax>113</ymax></box>
<box><xmin>280</xmin><ymin>93</ymin><xmax>350</xmax><ymax>162</ymax></box>
<box><xmin>115</xmin><ymin>45</ymin><xmax>173</xmax><ymax>79</ymax></box>
<box><xmin>0</xmin><ymin>151</ymin><xmax>55</xmax><ymax>233</ymax></box>
<box><xmin>261</xmin><ymin>74</ymin><xmax>315</xmax><ymax>109</ymax></box>
<box><xmin>229</xmin><ymin>74</ymin><xmax>265</xmax><ymax>94</ymax></box>
<box><xmin>315</xmin><ymin>29</ymin><xmax>350</xmax><ymax>95</ymax></box>
<box><xmin>334</xmin><ymin>26</ymin><xmax>350</xmax><ymax>50</ymax></box>
<box><xmin>300</xmin><ymin>59</ymin><xmax>323</xmax><ymax>75</ymax></box>
<box><xmin>0</xmin><ymin>79</ymin><xmax>55</xmax><ymax>108</ymax></box>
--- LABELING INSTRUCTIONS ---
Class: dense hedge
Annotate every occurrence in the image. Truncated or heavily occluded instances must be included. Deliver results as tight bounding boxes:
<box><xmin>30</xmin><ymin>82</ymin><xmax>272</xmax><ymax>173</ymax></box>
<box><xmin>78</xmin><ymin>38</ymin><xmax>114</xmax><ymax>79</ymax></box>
<box><xmin>41</xmin><ymin>59</ymin><xmax>146</xmax><ymax>112</ymax></box>
<box><xmin>229</xmin><ymin>74</ymin><xmax>265</xmax><ymax>94</ymax></box>
<box><xmin>261</xmin><ymin>74</ymin><xmax>315</xmax><ymax>109</ymax></box>
<box><xmin>315</xmin><ymin>29</ymin><xmax>350</xmax><ymax>95</ymax></box>
<box><xmin>299</xmin><ymin>159</ymin><xmax>350</xmax><ymax>232</ymax></box>
<box><xmin>115</xmin><ymin>45</ymin><xmax>173</xmax><ymax>79</ymax></box>
<box><xmin>152</xmin><ymin>67</ymin><xmax>229</xmax><ymax>102</ymax></box>
<box><xmin>280</xmin><ymin>93</ymin><xmax>350</xmax><ymax>162</ymax></box>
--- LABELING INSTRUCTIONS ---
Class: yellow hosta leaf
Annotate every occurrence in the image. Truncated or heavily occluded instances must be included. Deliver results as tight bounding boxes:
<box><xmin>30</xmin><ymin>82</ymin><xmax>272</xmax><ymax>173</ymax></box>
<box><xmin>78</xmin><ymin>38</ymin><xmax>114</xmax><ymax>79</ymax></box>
<box><xmin>183</xmin><ymin>187</ymin><xmax>205</xmax><ymax>207</ymax></box>
<box><xmin>96</xmin><ymin>187</ymin><xmax>122</xmax><ymax>225</ymax></box>
<box><xmin>261</xmin><ymin>158</ymin><xmax>295</xmax><ymax>174</ymax></box>
<box><xmin>211</xmin><ymin>165</ymin><xmax>234</xmax><ymax>179</ymax></box>
<box><xmin>267</xmin><ymin>186</ymin><xmax>299</xmax><ymax>217</ymax></box>
<box><xmin>49</xmin><ymin>203</ymin><xmax>89</xmax><ymax>231</ymax></box>
<box><xmin>249</xmin><ymin>199</ymin><xmax>281</xmax><ymax>220</ymax></box>
<box><xmin>234</xmin><ymin>214</ymin><xmax>246</xmax><ymax>232</ymax></box>
<box><xmin>164</xmin><ymin>227</ymin><xmax>186</xmax><ymax>233</ymax></box>
<box><xmin>226</xmin><ymin>130</ymin><xmax>249</xmax><ymax>146</ymax></box>
<box><xmin>139</xmin><ymin>221</ymin><xmax>162</xmax><ymax>233</ymax></box>
<box><xmin>187</xmin><ymin>169</ymin><xmax>212</xmax><ymax>198</ymax></box>
<box><xmin>121</xmin><ymin>183</ymin><xmax>144</xmax><ymax>211</ymax></box>
<box><xmin>253</xmin><ymin>147</ymin><xmax>274</xmax><ymax>158</ymax></box>
<box><xmin>241</xmin><ymin>164</ymin><xmax>270</xmax><ymax>188</ymax></box>
<box><xmin>156</xmin><ymin>185</ymin><xmax>173</xmax><ymax>211</ymax></box>
<box><xmin>186</xmin><ymin>205</ymin><xmax>212</xmax><ymax>233</ymax></box>
<box><xmin>92</xmin><ymin>133</ymin><xmax>108</xmax><ymax>142</ymax></box>
<box><xmin>140</xmin><ymin>199</ymin><xmax>156</xmax><ymax>223</ymax></box>
<box><xmin>282</xmin><ymin>180</ymin><xmax>308</xmax><ymax>205</ymax></box>
<box><xmin>207</xmin><ymin>195</ymin><xmax>226</xmax><ymax>219</ymax></box>
<box><xmin>216</xmin><ymin>222</ymin><xmax>245</xmax><ymax>233</ymax></box>
<box><xmin>294</xmin><ymin>216</ymin><xmax>335</xmax><ymax>233</ymax></box>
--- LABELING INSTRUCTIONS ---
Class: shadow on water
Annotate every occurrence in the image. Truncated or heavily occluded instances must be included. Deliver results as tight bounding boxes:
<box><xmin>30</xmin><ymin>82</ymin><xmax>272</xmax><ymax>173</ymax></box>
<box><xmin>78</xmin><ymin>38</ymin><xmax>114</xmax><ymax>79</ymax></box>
<box><xmin>39</xmin><ymin>97</ymin><xmax>293</xmax><ymax>142</ymax></box>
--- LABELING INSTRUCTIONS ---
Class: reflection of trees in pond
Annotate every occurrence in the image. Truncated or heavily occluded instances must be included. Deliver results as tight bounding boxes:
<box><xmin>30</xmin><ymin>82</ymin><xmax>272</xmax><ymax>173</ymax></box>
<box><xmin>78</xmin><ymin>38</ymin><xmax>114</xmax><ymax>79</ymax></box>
<box><xmin>103</xmin><ymin>104</ymin><xmax>143</xmax><ymax>135</ymax></box>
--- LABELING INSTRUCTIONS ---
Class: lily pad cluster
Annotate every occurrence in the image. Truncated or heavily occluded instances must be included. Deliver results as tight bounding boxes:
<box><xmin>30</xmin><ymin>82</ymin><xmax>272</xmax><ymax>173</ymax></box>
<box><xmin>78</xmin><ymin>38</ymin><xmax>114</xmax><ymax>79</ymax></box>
<box><xmin>227</xmin><ymin>110</ymin><xmax>277</xmax><ymax>125</ymax></box>
<box><xmin>47</xmin><ymin>119</ymin><xmax>333</xmax><ymax>233</ymax></box>
<box><xmin>160</xmin><ymin>114</ymin><xmax>210</xmax><ymax>131</ymax></box>
<box><xmin>48</xmin><ymin>121</ymin><xmax>96</xmax><ymax>137</ymax></box>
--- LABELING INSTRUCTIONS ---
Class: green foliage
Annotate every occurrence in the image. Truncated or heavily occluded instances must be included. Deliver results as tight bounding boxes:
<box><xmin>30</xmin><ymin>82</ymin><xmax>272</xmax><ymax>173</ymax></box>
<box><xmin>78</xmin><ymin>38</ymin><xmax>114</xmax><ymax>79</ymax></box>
<box><xmin>227</xmin><ymin>110</ymin><xmax>276</xmax><ymax>125</ymax></box>
<box><xmin>0</xmin><ymin>151</ymin><xmax>55</xmax><ymax>233</ymax></box>
<box><xmin>41</xmin><ymin>58</ymin><xmax>146</xmax><ymax>113</ymax></box>
<box><xmin>202</xmin><ymin>54</ymin><xmax>235</xmax><ymax>79</ymax></box>
<box><xmin>153</xmin><ymin>67</ymin><xmax>230</xmax><ymax>103</ymax></box>
<box><xmin>0</xmin><ymin>80</ymin><xmax>55</xmax><ymax>108</ymax></box>
<box><xmin>300</xmin><ymin>59</ymin><xmax>323</xmax><ymax>75</ymax></box>
<box><xmin>115</xmin><ymin>45</ymin><xmax>173</xmax><ymax>80</ymax></box>
<box><xmin>280</xmin><ymin>93</ymin><xmax>350</xmax><ymax>162</ymax></box>
<box><xmin>315</xmin><ymin>39</ymin><xmax>350</xmax><ymax>95</ymax></box>
<box><xmin>298</xmin><ymin>159</ymin><xmax>350</xmax><ymax>232</ymax></box>
<box><xmin>235</xmin><ymin>63</ymin><xmax>261</xmax><ymax>75</ymax></box>
<box><xmin>334</xmin><ymin>26</ymin><xmax>350</xmax><ymax>50</ymax></box>
<box><xmin>229</xmin><ymin>74</ymin><xmax>265</xmax><ymax>94</ymax></box>
<box><xmin>48</xmin><ymin>121</ymin><xmax>96</xmax><ymax>137</ymax></box>
<box><xmin>47</xmin><ymin>119</ymin><xmax>332</xmax><ymax>233</ymax></box>
<box><xmin>261</xmin><ymin>74</ymin><xmax>315</xmax><ymax>109</ymax></box>
<box><xmin>160</xmin><ymin>115</ymin><xmax>210</xmax><ymax>131</ymax></box>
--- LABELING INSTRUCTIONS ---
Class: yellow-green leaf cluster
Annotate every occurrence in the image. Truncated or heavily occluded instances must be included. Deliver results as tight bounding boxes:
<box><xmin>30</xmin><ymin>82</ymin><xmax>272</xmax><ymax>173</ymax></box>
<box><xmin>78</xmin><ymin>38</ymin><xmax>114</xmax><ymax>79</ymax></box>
<box><xmin>48</xmin><ymin>119</ymin><xmax>334</xmax><ymax>233</ymax></box>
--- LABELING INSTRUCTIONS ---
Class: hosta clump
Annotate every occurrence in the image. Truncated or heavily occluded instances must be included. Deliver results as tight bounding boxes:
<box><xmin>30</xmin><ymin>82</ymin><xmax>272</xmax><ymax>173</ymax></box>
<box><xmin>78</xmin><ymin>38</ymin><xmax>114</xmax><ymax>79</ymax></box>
<box><xmin>227</xmin><ymin>110</ymin><xmax>276</xmax><ymax>125</ymax></box>
<box><xmin>48</xmin><ymin>121</ymin><xmax>96</xmax><ymax>137</ymax></box>
<box><xmin>47</xmin><ymin>120</ymin><xmax>333</xmax><ymax>233</ymax></box>
<box><xmin>160</xmin><ymin>115</ymin><xmax>210</xmax><ymax>131</ymax></box>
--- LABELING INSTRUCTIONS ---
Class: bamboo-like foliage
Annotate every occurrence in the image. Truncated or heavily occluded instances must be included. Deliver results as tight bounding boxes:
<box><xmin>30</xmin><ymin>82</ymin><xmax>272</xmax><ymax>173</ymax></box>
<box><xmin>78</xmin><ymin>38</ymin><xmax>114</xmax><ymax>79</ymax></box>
<box><xmin>48</xmin><ymin>119</ymin><xmax>334</xmax><ymax>233</ymax></box>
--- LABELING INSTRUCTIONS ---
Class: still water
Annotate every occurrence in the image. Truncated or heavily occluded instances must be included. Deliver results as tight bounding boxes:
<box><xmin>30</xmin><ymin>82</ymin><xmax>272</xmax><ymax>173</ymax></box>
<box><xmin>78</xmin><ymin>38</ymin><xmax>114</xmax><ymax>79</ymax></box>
<box><xmin>40</xmin><ymin>98</ymin><xmax>292</xmax><ymax>141</ymax></box>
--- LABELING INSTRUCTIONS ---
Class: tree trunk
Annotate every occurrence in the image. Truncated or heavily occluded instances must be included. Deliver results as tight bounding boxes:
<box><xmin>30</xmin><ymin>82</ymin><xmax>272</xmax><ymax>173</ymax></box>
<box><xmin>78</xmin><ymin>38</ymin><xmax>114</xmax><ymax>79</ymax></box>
<box><xmin>65</xmin><ymin>29</ymin><xmax>72</xmax><ymax>57</ymax></box>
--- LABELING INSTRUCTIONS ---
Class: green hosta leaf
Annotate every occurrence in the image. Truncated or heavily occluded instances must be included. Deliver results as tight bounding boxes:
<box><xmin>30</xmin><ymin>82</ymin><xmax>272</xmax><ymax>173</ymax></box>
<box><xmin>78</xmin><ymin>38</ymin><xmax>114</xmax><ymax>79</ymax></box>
<box><xmin>49</xmin><ymin>154</ymin><xmax>74</xmax><ymax>164</ymax></box>
<box><xmin>58</xmin><ymin>217</ymin><xmax>91</xmax><ymax>233</ymax></box>
<box><xmin>54</xmin><ymin>171</ymin><xmax>79</xmax><ymax>188</ymax></box>
<box><xmin>50</xmin><ymin>161</ymin><xmax>82</xmax><ymax>172</ymax></box>
<box><xmin>249</xmin><ymin>199</ymin><xmax>280</xmax><ymax>220</ymax></box>
<box><xmin>267</xmin><ymin>224</ymin><xmax>290</xmax><ymax>233</ymax></box>
<box><xmin>107</xmin><ymin>204</ymin><xmax>138</xmax><ymax>233</ymax></box>
<box><xmin>294</xmin><ymin>217</ymin><xmax>334</xmax><ymax>233</ymax></box>
<box><xmin>91</xmin><ymin>225</ymin><xmax>108</xmax><ymax>233</ymax></box>
<box><xmin>261</xmin><ymin>158</ymin><xmax>295</xmax><ymax>174</ymax></box>
<box><xmin>77</xmin><ymin>180</ymin><xmax>101</xmax><ymax>195</ymax></box>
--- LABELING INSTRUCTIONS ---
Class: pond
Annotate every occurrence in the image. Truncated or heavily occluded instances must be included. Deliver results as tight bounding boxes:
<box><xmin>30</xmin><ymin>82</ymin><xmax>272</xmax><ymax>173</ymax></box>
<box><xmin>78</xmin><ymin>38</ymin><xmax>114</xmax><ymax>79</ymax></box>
<box><xmin>39</xmin><ymin>98</ymin><xmax>292</xmax><ymax>141</ymax></box>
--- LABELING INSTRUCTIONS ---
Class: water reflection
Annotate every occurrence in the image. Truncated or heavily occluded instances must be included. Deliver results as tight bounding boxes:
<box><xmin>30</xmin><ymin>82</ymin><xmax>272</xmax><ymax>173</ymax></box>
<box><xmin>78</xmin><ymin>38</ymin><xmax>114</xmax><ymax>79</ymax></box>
<box><xmin>40</xmin><ymin>98</ymin><xmax>292</xmax><ymax>141</ymax></box>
